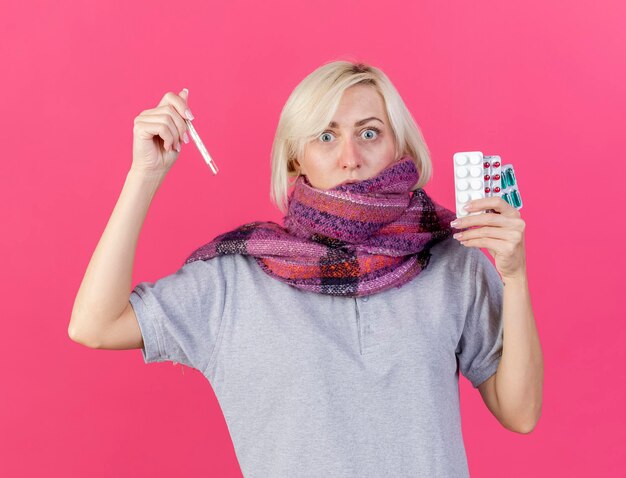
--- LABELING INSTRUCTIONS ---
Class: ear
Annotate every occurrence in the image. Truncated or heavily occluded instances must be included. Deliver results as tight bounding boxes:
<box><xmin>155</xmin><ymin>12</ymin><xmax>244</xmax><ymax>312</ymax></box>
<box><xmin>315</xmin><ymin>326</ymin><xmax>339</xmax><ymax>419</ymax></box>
<box><xmin>291</xmin><ymin>158</ymin><xmax>304</xmax><ymax>175</ymax></box>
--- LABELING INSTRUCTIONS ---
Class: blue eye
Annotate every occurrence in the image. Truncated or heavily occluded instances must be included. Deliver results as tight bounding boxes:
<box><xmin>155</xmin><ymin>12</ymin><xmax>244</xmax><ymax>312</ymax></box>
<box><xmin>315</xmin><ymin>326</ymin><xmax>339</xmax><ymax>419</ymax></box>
<box><xmin>320</xmin><ymin>132</ymin><xmax>334</xmax><ymax>142</ymax></box>
<box><xmin>318</xmin><ymin>127</ymin><xmax>381</xmax><ymax>143</ymax></box>
<box><xmin>361</xmin><ymin>128</ymin><xmax>380</xmax><ymax>139</ymax></box>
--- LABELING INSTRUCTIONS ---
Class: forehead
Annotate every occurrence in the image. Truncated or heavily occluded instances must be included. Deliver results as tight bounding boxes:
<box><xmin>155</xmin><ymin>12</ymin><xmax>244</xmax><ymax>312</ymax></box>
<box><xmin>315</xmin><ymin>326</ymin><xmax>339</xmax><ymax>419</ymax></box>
<box><xmin>332</xmin><ymin>85</ymin><xmax>386</xmax><ymax>119</ymax></box>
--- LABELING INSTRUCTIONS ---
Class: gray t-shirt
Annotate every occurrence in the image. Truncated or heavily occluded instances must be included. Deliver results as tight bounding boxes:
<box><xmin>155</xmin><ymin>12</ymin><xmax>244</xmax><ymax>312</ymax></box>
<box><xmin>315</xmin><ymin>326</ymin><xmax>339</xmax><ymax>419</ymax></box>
<box><xmin>130</xmin><ymin>235</ymin><xmax>504</xmax><ymax>477</ymax></box>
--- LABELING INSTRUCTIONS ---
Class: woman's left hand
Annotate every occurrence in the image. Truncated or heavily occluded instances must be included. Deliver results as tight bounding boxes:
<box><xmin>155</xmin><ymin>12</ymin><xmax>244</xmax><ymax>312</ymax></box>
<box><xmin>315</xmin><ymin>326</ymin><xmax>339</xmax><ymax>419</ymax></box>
<box><xmin>450</xmin><ymin>197</ymin><xmax>527</xmax><ymax>280</ymax></box>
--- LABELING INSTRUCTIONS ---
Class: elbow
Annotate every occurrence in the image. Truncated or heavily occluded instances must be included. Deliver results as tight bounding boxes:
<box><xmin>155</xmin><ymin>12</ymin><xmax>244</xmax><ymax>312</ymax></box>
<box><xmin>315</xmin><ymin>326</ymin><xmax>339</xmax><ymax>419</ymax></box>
<box><xmin>503</xmin><ymin>409</ymin><xmax>542</xmax><ymax>434</ymax></box>
<box><xmin>498</xmin><ymin>388</ymin><xmax>543</xmax><ymax>435</ymax></box>
<box><xmin>68</xmin><ymin>318</ymin><xmax>100</xmax><ymax>349</ymax></box>
<box><xmin>511</xmin><ymin>419</ymin><xmax>538</xmax><ymax>434</ymax></box>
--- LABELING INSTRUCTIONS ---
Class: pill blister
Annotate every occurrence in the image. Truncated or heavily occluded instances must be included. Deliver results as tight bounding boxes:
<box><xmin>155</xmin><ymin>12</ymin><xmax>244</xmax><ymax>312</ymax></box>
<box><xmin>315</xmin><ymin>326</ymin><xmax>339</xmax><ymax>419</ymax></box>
<box><xmin>453</xmin><ymin>151</ymin><xmax>522</xmax><ymax>218</ymax></box>
<box><xmin>453</xmin><ymin>151</ymin><xmax>485</xmax><ymax>217</ymax></box>
<box><xmin>483</xmin><ymin>155</ymin><xmax>502</xmax><ymax>198</ymax></box>
<box><xmin>500</xmin><ymin>164</ymin><xmax>523</xmax><ymax>209</ymax></box>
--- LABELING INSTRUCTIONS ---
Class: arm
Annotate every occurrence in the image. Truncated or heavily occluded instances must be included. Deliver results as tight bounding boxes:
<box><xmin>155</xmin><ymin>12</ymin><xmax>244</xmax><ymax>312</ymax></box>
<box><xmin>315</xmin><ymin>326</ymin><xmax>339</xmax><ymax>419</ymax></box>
<box><xmin>68</xmin><ymin>169</ymin><xmax>165</xmax><ymax>347</ymax></box>
<box><xmin>478</xmin><ymin>270</ymin><xmax>544</xmax><ymax>434</ymax></box>
<box><xmin>452</xmin><ymin>196</ymin><xmax>543</xmax><ymax>434</ymax></box>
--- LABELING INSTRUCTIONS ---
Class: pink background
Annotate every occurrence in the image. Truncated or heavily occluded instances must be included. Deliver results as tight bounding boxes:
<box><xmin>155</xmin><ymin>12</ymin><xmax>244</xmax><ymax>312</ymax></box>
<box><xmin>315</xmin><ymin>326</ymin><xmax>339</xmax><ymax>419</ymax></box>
<box><xmin>2</xmin><ymin>0</ymin><xmax>624</xmax><ymax>476</ymax></box>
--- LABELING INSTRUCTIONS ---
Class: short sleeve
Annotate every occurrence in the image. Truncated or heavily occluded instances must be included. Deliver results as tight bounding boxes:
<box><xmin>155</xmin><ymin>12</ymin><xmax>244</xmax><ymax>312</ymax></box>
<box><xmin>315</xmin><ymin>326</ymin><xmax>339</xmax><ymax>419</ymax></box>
<box><xmin>129</xmin><ymin>258</ymin><xmax>226</xmax><ymax>373</ymax></box>
<box><xmin>456</xmin><ymin>249</ymin><xmax>504</xmax><ymax>388</ymax></box>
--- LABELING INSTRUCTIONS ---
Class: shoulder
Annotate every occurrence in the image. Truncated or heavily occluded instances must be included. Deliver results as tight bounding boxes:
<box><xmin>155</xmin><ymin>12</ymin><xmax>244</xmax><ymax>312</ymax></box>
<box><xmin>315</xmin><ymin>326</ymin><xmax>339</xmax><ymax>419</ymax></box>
<box><xmin>421</xmin><ymin>237</ymin><xmax>502</xmax><ymax>297</ymax></box>
<box><xmin>434</xmin><ymin>239</ymin><xmax>503</xmax><ymax>296</ymax></box>
<box><xmin>429</xmin><ymin>236</ymin><xmax>479</xmax><ymax>274</ymax></box>
<box><xmin>185</xmin><ymin>254</ymin><xmax>277</xmax><ymax>293</ymax></box>
<box><xmin>184</xmin><ymin>252</ymin><xmax>255</xmax><ymax>273</ymax></box>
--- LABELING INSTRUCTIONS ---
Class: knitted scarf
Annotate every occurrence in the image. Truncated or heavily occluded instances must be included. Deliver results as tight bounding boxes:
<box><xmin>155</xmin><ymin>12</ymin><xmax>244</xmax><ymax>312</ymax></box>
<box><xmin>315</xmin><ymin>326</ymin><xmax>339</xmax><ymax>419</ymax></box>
<box><xmin>184</xmin><ymin>155</ymin><xmax>457</xmax><ymax>297</ymax></box>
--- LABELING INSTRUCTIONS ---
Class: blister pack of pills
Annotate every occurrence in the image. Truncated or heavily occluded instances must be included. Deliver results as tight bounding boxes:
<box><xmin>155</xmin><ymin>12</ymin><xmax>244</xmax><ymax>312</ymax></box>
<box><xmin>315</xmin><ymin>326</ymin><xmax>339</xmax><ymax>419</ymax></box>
<box><xmin>453</xmin><ymin>151</ymin><xmax>523</xmax><ymax>218</ymax></box>
<box><xmin>500</xmin><ymin>164</ymin><xmax>523</xmax><ymax>209</ymax></box>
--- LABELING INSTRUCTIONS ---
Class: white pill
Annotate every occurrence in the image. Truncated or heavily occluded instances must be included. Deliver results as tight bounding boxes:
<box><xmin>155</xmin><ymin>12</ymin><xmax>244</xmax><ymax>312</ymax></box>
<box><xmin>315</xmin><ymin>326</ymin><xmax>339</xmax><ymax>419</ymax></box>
<box><xmin>455</xmin><ymin>154</ymin><xmax>468</xmax><ymax>165</ymax></box>
<box><xmin>456</xmin><ymin>167</ymin><xmax>469</xmax><ymax>178</ymax></box>
<box><xmin>457</xmin><ymin>180</ymin><xmax>469</xmax><ymax>190</ymax></box>
<box><xmin>470</xmin><ymin>166</ymin><xmax>482</xmax><ymax>177</ymax></box>
<box><xmin>458</xmin><ymin>192</ymin><xmax>469</xmax><ymax>203</ymax></box>
<box><xmin>470</xmin><ymin>179</ymin><xmax>482</xmax><ymax>190</ymax></box>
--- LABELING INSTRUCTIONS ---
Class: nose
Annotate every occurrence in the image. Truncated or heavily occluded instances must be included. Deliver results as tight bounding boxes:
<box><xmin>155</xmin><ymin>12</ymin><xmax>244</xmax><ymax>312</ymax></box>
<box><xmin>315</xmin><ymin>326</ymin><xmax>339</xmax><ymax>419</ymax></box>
<box><xmin>338</xmin><ymin>137</ymin><xmax>362</xmax><ymax>170</ymax></box>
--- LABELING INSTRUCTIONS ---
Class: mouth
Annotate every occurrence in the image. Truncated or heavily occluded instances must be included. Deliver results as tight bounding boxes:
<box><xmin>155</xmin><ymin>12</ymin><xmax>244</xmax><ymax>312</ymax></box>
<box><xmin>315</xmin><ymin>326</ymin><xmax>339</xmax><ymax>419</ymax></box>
<box><xmin>338</xmin><ymin>179</ymin><xmax>360</xmax><ymax>186</ymax></box>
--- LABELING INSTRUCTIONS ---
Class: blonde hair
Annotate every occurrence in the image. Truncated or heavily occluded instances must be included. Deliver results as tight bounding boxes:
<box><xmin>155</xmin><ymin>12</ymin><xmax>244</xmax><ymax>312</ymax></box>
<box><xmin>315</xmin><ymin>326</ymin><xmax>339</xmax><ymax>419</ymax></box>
<box><xmin>270</xmin><ymin>59</ymin><xmax>433</xmax><ymax>214</ymax></box>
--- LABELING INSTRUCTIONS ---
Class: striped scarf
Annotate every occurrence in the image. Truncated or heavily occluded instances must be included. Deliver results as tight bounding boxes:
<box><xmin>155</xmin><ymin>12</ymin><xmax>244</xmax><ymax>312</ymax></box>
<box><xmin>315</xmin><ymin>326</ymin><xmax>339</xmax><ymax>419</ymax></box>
<box><xmin>184</xmin><ymin>155</ymin><xmax>456</xmax><ymax>297</ymax></box>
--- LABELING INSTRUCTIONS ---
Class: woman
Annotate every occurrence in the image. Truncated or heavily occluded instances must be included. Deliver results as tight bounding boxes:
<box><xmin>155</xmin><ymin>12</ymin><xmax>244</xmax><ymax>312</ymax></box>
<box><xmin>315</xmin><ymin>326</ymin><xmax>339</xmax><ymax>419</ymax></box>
<box><xmin>70</xmin><ymin>60</ymin><xmax>543</xmax><ymax>477</ymax></box>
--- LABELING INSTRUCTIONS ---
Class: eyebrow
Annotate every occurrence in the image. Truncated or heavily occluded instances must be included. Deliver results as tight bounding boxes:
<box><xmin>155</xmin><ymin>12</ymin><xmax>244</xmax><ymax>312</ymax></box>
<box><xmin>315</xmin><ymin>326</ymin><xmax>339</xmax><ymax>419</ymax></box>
<box><xmin>328</xmin><ymin>117</ymin><xmax>384</xmax><ymax>128</ymax></box>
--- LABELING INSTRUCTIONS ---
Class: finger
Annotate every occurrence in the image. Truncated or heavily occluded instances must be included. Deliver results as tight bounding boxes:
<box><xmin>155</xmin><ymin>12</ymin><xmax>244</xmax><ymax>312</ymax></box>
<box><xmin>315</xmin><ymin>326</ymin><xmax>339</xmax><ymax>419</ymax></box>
<box><xmin>157</xmin><ymin>90</ymin><xmax>194</xmax><ymax>122</ymax></box>
<box><xmin>134</xmin><ymin>117</ymin><xmax>177</xmax><ymax>151</ymax></box>
<box><xmin>454</xmin><ymin>226</ymin><xmax>520</xmax><ymax>242</ymax></box>
<box><xmin>459</xmin><ymin>236</ymin><xmax>510</xmax><ymax>252</ymax></box>
<box><xmin>178</xmin><ymin>89</ymin><xmax>191</xmax><ymax>144</ymax></box>
<box><xmin>155</xmin><ymin>104</ymin><xmax>188</xmax><ymax>148</ymax></box>
<box><xmin>142</xmin><ymin>110</ymin><xmax>185</xmax><ymax>150</ymax></box>
<box><xmin>138</xmin><ymin>112</ymin><xmax>179</xmax><ymax>147</ymax></box>
<box><xmin>465</xmin><ymin>196</ymin><xmax>519</xmax><ymax>216</ymax></box>
<box><xmin>452</xmin><ymin>212</ymin><xmax>518</xmax><ymax>231</ymax></box>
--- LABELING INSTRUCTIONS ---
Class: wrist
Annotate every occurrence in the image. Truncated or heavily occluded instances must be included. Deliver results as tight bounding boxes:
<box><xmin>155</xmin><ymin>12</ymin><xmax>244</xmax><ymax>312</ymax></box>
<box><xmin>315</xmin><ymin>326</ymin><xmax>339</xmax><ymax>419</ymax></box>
<box><xmin>127</xmin><ymin>167</ymin><xmax>167</xmax><ymax>184</ymax></box>
<box><xmin>501</xmin><ymin>270</ymin><xmax>528</xmax><ymax>285</ymax></box>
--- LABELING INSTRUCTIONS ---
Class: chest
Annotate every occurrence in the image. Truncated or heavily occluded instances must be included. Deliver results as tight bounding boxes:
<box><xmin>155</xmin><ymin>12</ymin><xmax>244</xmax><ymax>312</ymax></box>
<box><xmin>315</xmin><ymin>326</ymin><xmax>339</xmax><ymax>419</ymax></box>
<box><xmin>218</xmin><ymin>280</ymin><xmax>466</xmax><ymax>390</ymax></box>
